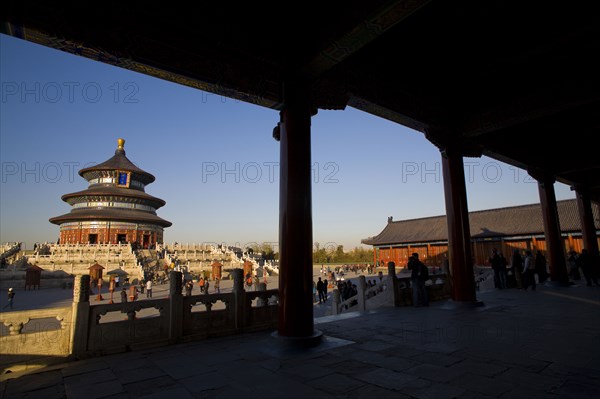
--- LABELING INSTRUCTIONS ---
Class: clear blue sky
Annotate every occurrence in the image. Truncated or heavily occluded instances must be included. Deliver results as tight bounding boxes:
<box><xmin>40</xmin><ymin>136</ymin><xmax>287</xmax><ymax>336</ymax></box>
<box><xmin>0</xmin><ymin>33</ymin><xmax>574</xmax><ymax>251</ymax></box>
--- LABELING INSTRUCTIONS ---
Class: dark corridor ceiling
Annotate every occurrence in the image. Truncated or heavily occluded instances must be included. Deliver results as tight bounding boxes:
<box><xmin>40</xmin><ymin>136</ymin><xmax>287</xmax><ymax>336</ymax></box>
<box><xmin>3</xmin><ymin>1</ymin><xmax>599</xmax><ymax>201</ymax></box>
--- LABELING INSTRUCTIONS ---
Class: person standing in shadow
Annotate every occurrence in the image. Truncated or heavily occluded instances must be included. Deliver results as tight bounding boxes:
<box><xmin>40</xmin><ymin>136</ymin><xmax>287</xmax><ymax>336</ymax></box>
<box><xmin>578</xmin><ymin>249</ymin><xmax>600</xmax><ymax>287</ymax></box>
<box><xmin>409</xmin><ymin>253</ymin><xmax>429</xmax><ymax>306</ymax></box>
<box><xmin>511</xmin><ymin>250</ymin><xmax>523</xmax><ymax>289</ymax></box>
<box><xmin>535</xmin><ymin>250</ymin><xmax>548</xmax><ymax>284</ymax></box>
<box><xmin>522</xmin><ymin>250</ymin><xmax>536</xmax><ymax>291</ymax></box>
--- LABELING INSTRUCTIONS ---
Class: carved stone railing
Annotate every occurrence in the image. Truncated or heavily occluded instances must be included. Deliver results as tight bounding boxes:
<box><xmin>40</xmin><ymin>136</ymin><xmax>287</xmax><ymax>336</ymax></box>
<box><xmin>86</xmin><ymin>299</ymin><xmax>171</xmax><ymax>354</ymax></box>
<box><xmin>0</xmin><ymin>306</ymin><xmax>72</xmax><ymax>373</ymax></box>
<box><xmin>331</xmin><ymin>266</ymin><xmax>452</xmax><ymax>314</ymax></box>
<box><xmin>244</xmin><ymin>286</ymin><xmax>279</xmax><ymax>332</ymax></box>
<box><xmin>1</xmin><ymin>268</ymin><xmax>281</xmax><ymax>372</ymax></box>
<box><xmin>182</xmin><ymin>292</ymin><xmax>235</xmax><ymax>340</ymax></box>
<box><xmin>387</xmin><ymin>262</ymin><xmax>451</xmax><ymax>307</ymax></box>
<box><xmin>332</xmin><ymin>275</ymin><xmax>391</xmax><ymax>315</ymax></box>
<box><xmin>0</xmin><ymin>242</ymin><xmax>21</xmax><ymax>264</ymax></box>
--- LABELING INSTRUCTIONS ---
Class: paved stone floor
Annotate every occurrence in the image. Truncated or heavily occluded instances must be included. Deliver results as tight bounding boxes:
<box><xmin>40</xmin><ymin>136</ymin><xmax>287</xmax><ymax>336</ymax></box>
<box><xmin>1</xmin><ymin>283</ymin><xmax>599</xmax><ymax>398</ymax></box>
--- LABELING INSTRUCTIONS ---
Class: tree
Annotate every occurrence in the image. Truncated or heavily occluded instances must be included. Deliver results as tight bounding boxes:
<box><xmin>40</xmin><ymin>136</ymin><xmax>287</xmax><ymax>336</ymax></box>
<box><xmin>335</xmin><ymin>245</ymin><xmax>345</xmax><ymax>262</ymax></box>
<box><xmin>313</xmin><ymin>242</ymin><xmax>328</xmax><ymax>263</ymax></box>
<box><xmin>312</xmin><ymin>243</ymin><xmax>373</xmax><ymax>264</ymax></box>
<box><xmin>247</xmin><ymin>242</ymin><xmax>278</xmax><ymax>261</ymax></box>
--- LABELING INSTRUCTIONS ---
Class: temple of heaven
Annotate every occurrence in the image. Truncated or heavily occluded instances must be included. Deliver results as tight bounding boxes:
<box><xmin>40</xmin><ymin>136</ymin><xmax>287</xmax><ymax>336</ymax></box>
<box><xmin>50</xmin><ymin>138</ymin><xmax>171</xmax><ymax>247</ymax></box>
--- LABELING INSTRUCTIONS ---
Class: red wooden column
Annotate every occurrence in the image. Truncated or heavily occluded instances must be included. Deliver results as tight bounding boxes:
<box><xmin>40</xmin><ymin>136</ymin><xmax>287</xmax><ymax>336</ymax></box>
<box><xmin>441</xmin><ymin>146</ymin><xmax>477</xmax><ymax>302</ymax></box>
<box><xmin>575</xmin><ymin>186</ymin><xmax>600</xmax><ymax>274</ymax></box>
<box><xmin>277</xmin><ymin>82</ymin><xmax>315</xmax><ymax>338</ymax></box>
<box><xmin>532</xmin><ymin>172</ymin><xmax>569</xmax><ymax>284</ymax></box>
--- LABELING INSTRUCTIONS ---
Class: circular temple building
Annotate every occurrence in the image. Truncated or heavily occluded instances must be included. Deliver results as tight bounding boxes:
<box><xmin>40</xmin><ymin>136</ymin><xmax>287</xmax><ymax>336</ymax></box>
<box><xmin>50</xmin><ymin>138</ymin><xmax>171</xmax><ymax>247</ymax></box>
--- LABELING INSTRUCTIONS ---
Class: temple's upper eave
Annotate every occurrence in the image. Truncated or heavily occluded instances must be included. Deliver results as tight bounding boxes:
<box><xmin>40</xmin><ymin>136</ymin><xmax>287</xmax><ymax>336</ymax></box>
<box><xmin>60</xmin><ymin>186</ymin><xmax>167</xmax><ymax>208</ymax></box>
<box><xmin>79</xmin><ymin>151</ymin><xmax>156</xmax><ymax>184</ymax></box>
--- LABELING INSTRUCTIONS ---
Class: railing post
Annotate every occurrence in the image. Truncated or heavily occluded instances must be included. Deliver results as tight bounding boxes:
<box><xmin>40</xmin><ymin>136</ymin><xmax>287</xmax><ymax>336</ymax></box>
<box><xmin>231</xmin><ymin>268</ymin><xmax>245</xmax><ymax>330</ymax></box>
<box><xmin>169</xmin><ymin>271</ymin><xmax>183</xmax><ymax>343</ymax></box>
<box><xmin>256</xmin><ymin>282</ymin><xmax>267</xmax><ymax>307</ymax></box>
<box><xmin>387</xmin><ymin>261</ymin><xmax>398</xmax><ymax>306</ymax></box>
<box><xmin>70</xmin><ymin>274</ymin><xmax>90</xmax><ymax>356</ymax></box>
<box><xmin>357</xmin><ymin>275</ymin><xmax>367</xmax><ymax>311</ymax></box>
<box><xmin>332</xmin><ymin>289</ymin><xmax>340</xmax><ymax>315</ymax></box>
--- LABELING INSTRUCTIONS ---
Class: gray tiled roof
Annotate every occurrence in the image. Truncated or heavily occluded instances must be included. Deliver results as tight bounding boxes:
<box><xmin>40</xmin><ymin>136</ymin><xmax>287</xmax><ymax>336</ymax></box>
<box><xmin>79</xmin><ymin>148</ymin><xmax>155</xmax><ymax>184</ymax></box>
<box><xmin>362</xmin><ymin>199</ymin><xmax>600</xmax><ymax>246</ymax></box>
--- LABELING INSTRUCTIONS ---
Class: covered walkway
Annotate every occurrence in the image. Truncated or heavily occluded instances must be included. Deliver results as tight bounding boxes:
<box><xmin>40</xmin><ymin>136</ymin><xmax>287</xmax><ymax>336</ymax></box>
<box><xmin>4</xmin><ymin>0</ymin><xmax>600</xmax><ymax>337</ymax></box>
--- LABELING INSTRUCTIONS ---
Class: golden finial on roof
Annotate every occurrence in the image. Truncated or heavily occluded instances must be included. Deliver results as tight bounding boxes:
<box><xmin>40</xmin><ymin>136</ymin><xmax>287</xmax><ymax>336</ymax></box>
<box><xmin>117</xmin><ymin>138</ymin><xmax>125</xmax><ymax>150</ymax></box>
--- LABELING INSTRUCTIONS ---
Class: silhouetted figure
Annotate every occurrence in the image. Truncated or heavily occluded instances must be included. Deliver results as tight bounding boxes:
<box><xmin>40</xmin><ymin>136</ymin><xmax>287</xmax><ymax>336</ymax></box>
<box><xmin>511</xmin><ymin>250</ymin><xmax>523</xmax><ymax>289</ymax></box>
<box><xmin>535</xmin><ymin>251</ymin><xmax>548</xmax><ymax>283</ymax></box>
<box><xmin>567</xmin><ymin>250</ymin><xmax>581</xmax><ymax>280</ymax></box>
<box><xmin>522</xmin><ymin>250</ymin><xmax>536</xmax><ymax>291</ymax></box>
<box><xmin>489</xmin><ymin>248</ymin><xmax>507</xmax><ymax>289</ymax></box>
<box><xmin>316</xmin><ymin>277</ymin><xmax>325</xmax><ymax>303</ymax></box>
<box><xmin>409</xmin><ymin>253</ymin><xmax>429</xmax><ymax>306</ymax></box>
<box><xmin>185</xmin><ymin>280</ymin><xmax>193</xmax><ymax>296</ymax></box>
<box><xmin>578</xmin><ymin>249</ymin><xmax>600</xmax><ymax>287</ymax></box>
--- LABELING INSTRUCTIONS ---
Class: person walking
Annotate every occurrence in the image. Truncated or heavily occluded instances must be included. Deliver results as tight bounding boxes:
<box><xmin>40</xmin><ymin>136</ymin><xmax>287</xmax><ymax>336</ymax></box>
<box><xmin>3</xmin><ymin>288</ymin><xmax>15</xmax><ymax>310</ymax></box>
<box><xmin>146</xmin><ymin>279</ymin><xmax>153</xmax><ymax>298</ymax></box>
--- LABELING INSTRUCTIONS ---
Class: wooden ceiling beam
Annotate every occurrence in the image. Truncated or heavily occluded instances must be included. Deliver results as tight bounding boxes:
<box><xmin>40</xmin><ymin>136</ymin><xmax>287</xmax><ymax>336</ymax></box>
<box><xmin>300</xmin><ymin>0</ymin><xmax>431</xmax><ymax>80</ymax></box>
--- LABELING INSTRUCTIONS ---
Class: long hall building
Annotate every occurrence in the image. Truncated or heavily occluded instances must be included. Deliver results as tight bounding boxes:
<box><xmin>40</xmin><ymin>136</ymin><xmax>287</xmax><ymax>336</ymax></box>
<box><xmin>362</xmin><ymin>199</ymin><xmax>600</xmax><ymax>268</ymax></box>
<box><xmin>50</xmin><ymin>138</ymin><xmax>171</xmax><ymax>247</ymax></box>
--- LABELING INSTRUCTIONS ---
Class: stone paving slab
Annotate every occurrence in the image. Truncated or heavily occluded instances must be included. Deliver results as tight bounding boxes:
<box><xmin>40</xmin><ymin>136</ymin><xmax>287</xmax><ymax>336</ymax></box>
<box><xmin>2</xmin><ymin>383</ymin><xmax>67</xmax><ymax>399</ymax></box>
<box><xmin>343</xmin><ymin>382</ymin><xmax>413</xmax><ymax>399</ymax></box>
<box><xmin>449</xmin><ymin>373</ymin><xmax>517</xmax><ymax>397</ymax></box>
<box><xmin>121</xmin><ymin>375</ymin><xmax>179</xmax><ymax>398</ymax></box>
<box><xmin>400</xmin><ymin>378</ymin><xmax>467</xmax><ymax>399</ymax></box>
<box><xmin>449</xmin><ymin>359</ymin><xmax>508</xmax><ymax>377</ymax></box>
<box><xmin>306</xmin><ymin>372</ymin><xmax>365</xmax><ymax>394</ymax></box>
<box><xmin>355</xmin><ymin>367</ymin><xmax>419</xmax><ymax>390</ymax></box>
<box><xmin>405</xmin><ymin>363</ymin><xmax>466</xmax><ymax>383</ymax></box>
<box><xmin>0</xmin><ymin>284</ymin><xmax>598</xmax><ymax>398</ymax></box>
<box><xmin>1</xmin><ymin>369</ymin><xmax>63</xmax><ymax>395</ymax></box>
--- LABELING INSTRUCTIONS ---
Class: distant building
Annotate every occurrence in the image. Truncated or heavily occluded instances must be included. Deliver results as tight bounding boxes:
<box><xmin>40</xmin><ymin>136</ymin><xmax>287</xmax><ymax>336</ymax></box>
<box><xmin>362</xmin><ymin>199</ymin><xmax>600</xmax><ymax>267</ymax></box>
<box><xmin>50</xmin><ymin>138</ymin><xmax>171</xmax><ymax>247</ymax></box>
